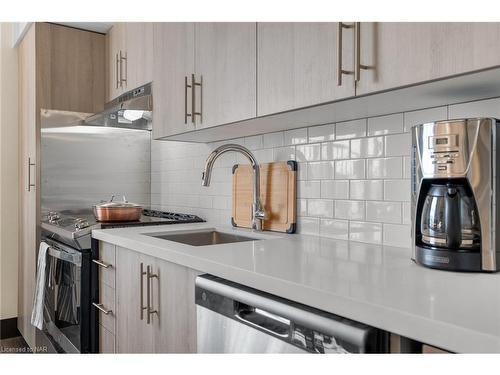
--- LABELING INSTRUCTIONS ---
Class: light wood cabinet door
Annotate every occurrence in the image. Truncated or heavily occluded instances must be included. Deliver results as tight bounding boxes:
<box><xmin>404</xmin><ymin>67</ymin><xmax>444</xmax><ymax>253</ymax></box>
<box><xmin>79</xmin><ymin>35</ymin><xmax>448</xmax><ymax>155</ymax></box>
<box><xmin>115</xmin><ymin>247</ymin><xmax>154</xmax><ymax>353</ymax></box>
<box><xmin>257</xmin><ymin>22</ymin><xmax>355</xmax><ymax>116</ymax></box>
<box><xmin>17</xmin><ymin>25</ymin><xmax>38</xmax><ymax>350</ymax></box>
<box><xmin>151</xmin><ymin>259</ymin><xmax>201</xmax><ymax>353</ymax></box>
<box><xmin>123</xmin><ymin>22</ymin><xmax>153</xmax><ymax>90</ymax></box>
<box><xmin>153</xmin><ymin>22</ymin><xmax>195</xmax><ymax>139</ymax></box>
<box><xmin>195</xmin><ymin>22</ymin><xmax>256</xmax><ymax>129</ymax></box>
<box><xmin>37</xmin><ymin>23</ymin><xmax>105</xmax><ymax>113</ymax></box>
<box><xmin>356</xmin><ymin>22</ymin><xmax>500</xmax><ymax>95</ymax></box>
<box><xmin>106</xmin><ymin>23</ymin><xmax>125</xmax><ymax>101</ymax></box>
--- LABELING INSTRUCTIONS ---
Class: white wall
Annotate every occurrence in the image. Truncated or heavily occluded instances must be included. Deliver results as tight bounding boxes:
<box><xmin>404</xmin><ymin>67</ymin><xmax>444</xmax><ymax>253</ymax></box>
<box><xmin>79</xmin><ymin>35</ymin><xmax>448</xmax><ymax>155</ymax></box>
<box><xmin>0</xmin><ymin>23</ymin><xmax>19</xmax><ymax>320</ymax></box>
<box><xmin>151</xmin><ymin>96</ymin><xmax>500</xmax><ymax>249</ymax></box>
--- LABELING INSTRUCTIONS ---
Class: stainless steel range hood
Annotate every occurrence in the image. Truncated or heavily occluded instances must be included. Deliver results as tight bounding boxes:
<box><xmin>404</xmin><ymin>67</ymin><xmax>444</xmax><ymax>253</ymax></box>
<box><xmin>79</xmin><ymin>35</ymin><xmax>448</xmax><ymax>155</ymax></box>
<box><xmin>84</xmin><ymin>83</ymin><xmax>153</xmax><ymax>130</ymax></box>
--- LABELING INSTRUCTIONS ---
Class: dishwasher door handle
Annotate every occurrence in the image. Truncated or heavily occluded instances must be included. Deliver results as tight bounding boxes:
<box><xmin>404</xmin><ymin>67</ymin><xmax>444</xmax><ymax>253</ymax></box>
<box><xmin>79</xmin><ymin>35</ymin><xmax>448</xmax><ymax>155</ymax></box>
<box><xmin>235</xmin><ymin>308</ymin><xmax>291</xmax><ymax>338</ymax></box>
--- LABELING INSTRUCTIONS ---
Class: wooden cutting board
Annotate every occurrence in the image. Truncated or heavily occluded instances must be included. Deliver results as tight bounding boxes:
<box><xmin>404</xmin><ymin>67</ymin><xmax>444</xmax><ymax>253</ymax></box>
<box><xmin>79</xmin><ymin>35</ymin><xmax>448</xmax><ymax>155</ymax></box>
<box><xmin>232</xmin><ymin>161</ymin><xmax>297</xmax><ymax>233</ymax></box>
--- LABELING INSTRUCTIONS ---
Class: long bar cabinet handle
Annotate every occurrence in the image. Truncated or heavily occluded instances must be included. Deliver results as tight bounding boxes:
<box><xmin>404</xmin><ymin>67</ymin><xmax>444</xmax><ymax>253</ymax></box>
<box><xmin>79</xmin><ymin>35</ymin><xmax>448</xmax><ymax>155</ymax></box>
<box><xmin>185</xmin><ymin>76</ymin><xmax>193</xmax><ymax>124</ymax></box>
<box><xmin>92</xmin><ymin>259</ymin><xmax>111</xmax><ymax>269</ymax></box>
<box><xmin>194</xmin><ymin>75</ymin><xmax>203</xmax><ymax>124</ymax></box>
<box><xmin>146</xmin><ymin>265</ymin><xmax>158</xmax><ymax>324</ymax></box>
<box><xmin>93</xmin><ymin>303</ymin><xmax>113</xmax><ymax>315</ymax></box>
<box><xmin>115</xmin><ymin>52</ymin><xmax>120</xmax><ymax>88</ymax></box>
<box><xmin>140</xmin><ymin>263</ymin><xmax>147</xmax><ymax>320</ymax></box>
<box><xmin>119</xmin><ymin>50</ymin><xmax>127</xmax><ymax>87</ymax></box>
<box><xmin>337</xmin><ymin>22</ymin><xmax>354</xmax><ymax>86</ymax></box>
<box><xmin>27</xmin><ymin>157</ymin><xmax>35</xmax><ymax>192</ymax></box>
<box><xmin>354</xmin><ymin>22</ymin><xmax>369</xmax><ymax>82</ymax></box>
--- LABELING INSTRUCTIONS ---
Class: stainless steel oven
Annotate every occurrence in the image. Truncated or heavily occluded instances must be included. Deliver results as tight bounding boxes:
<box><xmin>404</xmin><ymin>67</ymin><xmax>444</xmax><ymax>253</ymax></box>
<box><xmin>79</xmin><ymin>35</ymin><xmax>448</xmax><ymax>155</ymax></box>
<box><xmin>41</xmin><ymin>237</ymin><xmax>91</xmax><ymax>353</ymax></box>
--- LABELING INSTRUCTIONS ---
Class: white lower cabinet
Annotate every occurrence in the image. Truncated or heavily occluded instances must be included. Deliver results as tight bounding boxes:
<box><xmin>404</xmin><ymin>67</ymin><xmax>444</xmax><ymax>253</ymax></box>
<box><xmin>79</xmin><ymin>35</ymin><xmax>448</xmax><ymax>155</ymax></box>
<box><xmin>110</xmin><ymin>245</ymin><xmax>200</xmax><ymax>353</ymax></box>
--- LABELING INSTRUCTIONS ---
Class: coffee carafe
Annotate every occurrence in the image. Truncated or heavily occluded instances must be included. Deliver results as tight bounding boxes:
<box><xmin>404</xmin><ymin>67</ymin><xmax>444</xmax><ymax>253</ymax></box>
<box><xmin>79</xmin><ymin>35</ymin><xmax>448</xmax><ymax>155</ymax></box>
<box><xmin>420</xmin><ymin>182</ymin><xmax>480</xmax><ymax>250</ymax></box>
<box><xmin>411</xmin><ymin>118</ymin><xmax>500</xmax><ymax>272</ymax></box>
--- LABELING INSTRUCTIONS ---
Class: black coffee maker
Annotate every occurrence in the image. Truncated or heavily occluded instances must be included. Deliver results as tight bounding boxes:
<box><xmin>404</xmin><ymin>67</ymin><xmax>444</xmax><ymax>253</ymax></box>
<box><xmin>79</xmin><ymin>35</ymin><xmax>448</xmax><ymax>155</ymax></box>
<box><xmin>411</xmin><ymin>119</ymin><xmax>500</xmax><ymax>272</ymax></box>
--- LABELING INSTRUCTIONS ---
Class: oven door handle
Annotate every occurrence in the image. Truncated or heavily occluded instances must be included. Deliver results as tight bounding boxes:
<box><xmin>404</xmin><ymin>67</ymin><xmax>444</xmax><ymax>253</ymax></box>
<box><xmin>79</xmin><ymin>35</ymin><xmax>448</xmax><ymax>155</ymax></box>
<box><xmin>47</xmin><ymin>245</ymin><xmax>82</xmax><ymax>267</ymax></box>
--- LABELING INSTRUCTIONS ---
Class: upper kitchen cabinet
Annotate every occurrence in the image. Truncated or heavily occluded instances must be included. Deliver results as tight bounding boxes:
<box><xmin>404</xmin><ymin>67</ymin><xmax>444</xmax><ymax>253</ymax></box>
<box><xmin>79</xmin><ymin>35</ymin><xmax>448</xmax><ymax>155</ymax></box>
<box><xmin>106</xmin><ymin>23</ymin><xmax>125</xmax><ymax>101</ymax></box>
<box><xmin>153</xmin><ymin>23</ymin><xmax>256</xmax><ymax>139</ymax></box>
<box><xmin>153</xmin><ymin>22</ymin><xmax>195</xmax><ymax>139</ymax></box>
<box><xmin>355</xmin><ymin>22</ymin><xmax>500</xmax><ymax>95</ymax></box>
<box><xmin>106</xmin><ymin>22</ymin><xmax>153</xmax><ymax>101</ymax></box>
<box><xmin>194</xmin><ymin>23</ymin><xmax>256</xmax><ymax>129</ymax></box>
<box><xmin>38</xmin><ymin>23</ymin><xmax>105</xmax><ymax>113</ymax></box>
<box><xmin>257</xmin><ymin>22</ymin><xmax>355</xmax><ymax>116</ymax></box>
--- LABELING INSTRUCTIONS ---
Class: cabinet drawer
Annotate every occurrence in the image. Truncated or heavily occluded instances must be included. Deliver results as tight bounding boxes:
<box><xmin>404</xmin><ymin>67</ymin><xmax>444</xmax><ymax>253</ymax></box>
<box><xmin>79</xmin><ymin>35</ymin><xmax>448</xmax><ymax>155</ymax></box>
<box><xmin>99</xmin><ymin>324</ymin><xmax>116</xmax><ymax>354</ymax></box>
<box><xmin>97</xmin><ymin>242</ymin><xmax>116</xmax><ymax>289</ymax></box>
<box><xmin>95</xmin><ymin>284</ymin><xmax>116</xmax><ymax>334</ymax></box>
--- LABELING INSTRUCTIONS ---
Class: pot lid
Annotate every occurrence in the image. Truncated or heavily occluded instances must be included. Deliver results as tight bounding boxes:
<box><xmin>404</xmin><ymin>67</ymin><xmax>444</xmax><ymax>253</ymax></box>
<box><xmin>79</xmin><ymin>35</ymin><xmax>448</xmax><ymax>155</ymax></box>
<box><xmin>95</xmin><ymin>195</ymin><xmax>142</xmax><ymax>208</ymax></box>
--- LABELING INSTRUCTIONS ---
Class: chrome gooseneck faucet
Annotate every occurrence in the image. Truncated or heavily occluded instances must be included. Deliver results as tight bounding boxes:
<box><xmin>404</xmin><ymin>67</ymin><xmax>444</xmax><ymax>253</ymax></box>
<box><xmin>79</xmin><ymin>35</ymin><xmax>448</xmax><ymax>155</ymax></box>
<box><xmin>201</xmin><ymin>144</ymin><xmax>266</xmax><ymax>231</ymax></box>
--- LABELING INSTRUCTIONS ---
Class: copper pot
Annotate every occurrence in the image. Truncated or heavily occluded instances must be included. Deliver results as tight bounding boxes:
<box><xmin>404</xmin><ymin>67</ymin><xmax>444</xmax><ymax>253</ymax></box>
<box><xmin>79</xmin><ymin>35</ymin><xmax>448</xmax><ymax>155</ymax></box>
<box><xmin>93</xmin><ymin>195</ymin><xmax>143</xmax><ymax>222</ymax></box>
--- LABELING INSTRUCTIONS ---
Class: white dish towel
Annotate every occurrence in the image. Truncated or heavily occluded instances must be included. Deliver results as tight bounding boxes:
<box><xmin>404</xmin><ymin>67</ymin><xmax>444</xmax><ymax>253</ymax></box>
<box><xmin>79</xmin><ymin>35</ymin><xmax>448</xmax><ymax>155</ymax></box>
<box><xmin>31</xmin><ymin>241</ymin><xmax>50</xmax><ymax>330</ymax></box>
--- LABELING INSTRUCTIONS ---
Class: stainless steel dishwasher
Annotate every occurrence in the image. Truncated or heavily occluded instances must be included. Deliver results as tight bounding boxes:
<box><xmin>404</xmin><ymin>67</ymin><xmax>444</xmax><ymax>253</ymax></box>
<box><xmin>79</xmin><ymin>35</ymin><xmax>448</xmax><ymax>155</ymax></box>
<box><xmin>195</xmin><ymin>275</ymin><xmax>389</xmax><ymax>353</ymax></box>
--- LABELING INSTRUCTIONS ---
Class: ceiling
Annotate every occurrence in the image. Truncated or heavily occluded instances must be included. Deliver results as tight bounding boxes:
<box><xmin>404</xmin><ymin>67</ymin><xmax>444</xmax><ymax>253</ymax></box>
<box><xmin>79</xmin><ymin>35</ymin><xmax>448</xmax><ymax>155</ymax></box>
<box><xmin>54</xmin><ymin>22</ymin><xmax>113</xmax><ymax>34</ymax></box>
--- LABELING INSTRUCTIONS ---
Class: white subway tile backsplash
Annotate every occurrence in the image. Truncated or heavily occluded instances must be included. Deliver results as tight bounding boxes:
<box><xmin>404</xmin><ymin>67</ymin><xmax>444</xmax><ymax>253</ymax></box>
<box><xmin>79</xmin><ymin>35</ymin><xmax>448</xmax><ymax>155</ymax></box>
<box><xmin>403</xmin><ymin>156</ymin><xmax>411</xmax><ymax>179</ymax></box>
<box><xmin>367</xmin><ymin>157</ymin><xmax>403</xmax><ymax>179</ymax></box>
<box><xmin>384</xmin><ymin>180</ymin><xmax>410</xmax><ymax>201</ymax></box>
<box><xmin>351</xmin><ymin>137</ymin><xmax>384</xmax><ymax>158</ymax></box>
<box><xmin>404</xmin><ymin>106</ymin><xmax>448</xmax><ymax>132</ymax></box>
<box><xmin>366</xmin><ymin>201</ymin><xmax>402</xmax><ymax>224</ymax></box>
<box><xmin>367</xmin><ymin>113</ymin><xmax>403</xmax><ymax>135</ymax></box>
<box><xmin>335</xmin><ymin>200</ymin><xmax>365</xmax><ymax>220</ymax></box>
<box><xmin>335</xmin><ymin>159</ymin><xmax>365</xmax><ymax>179</ymax></box>
<box><xmin>273</xmin><ymin>146</ymin><xmax>296</xmax><ymax>161</ymax></box>
<box><xmin>263</xmin><ymin>132</ymin><xmax>284</xmax><ymax>148</ymax></box>
<box><xmin>349</xmin><ymin>221</ymin><xmax>382</xmax><ymax>244</ymax></box>
<box><xmin>349</xmin><ymin>180</ymin><xmax>383</xmax><ymax>200</ymax></box>
<box><xmin>254</xmin><ymin>149</ymin><xmax>274</xmax><ymax>163</ymax></box>
<box><xmin>298</xmin><ymin>217</ymin><xmax>320</xmax><ymax>236</ymax></box>
<box><xmin>383</xmin><ymin>224</ymin><xmax>411</xmax><ymax>247</ymax></box>
<box><xmin>296</xmin><ymin>144</ymin><xmax>321</xmax><ymax>162</ymax></box>
<box><xmin>320</xmin><ymin>219</ymin><xmax>349</xmax><ymax>240</ymax></box>
<box><xmin>297</xmin><ymin>199</ymin><xmax>308</xmax><ymax>216</ymax></box>
<box><xmin>448</xmin><ymin>97</ymin><xmax>500</xmax><ymax>119</ymax></box>
<box><xmin>402</xmin><ymin>202</ymin><xmax>411</xmax><ymax>225</ymax></box>
<box><xmin>308</xmin><ymin>123</ymin><xmax>335</xmax><ymax>143</ymax></box>
<box><xmin>153</xmin><ymin>97</ymin><xmax>500</xmax><ymax>246</ymax></box>
<box><xmin>321</xmin><ymin>140</ymin><xmax>350</xmax><ymax>160</ymax></box>
<box><xmin>321</xmin><ymin>180</ymin><xmax>349</xmax><ymax>199</ymax></box>
<box><xmin>307</xmin><ymin>161</ymin><xmax>335</xmax><ymax>180</ymax></box>
<box><xmin>307</xmin><ymin>199</ymin><xmax>334</xmax><ymax>218</ymax></box>
<box><xmin>244</xmin><ymin>135</ymin><xmax>263</xmax><ymax>150</ymax></box>
<box><xmin>298</xmin><ymin>180</ymin><xmax>321</xmax><ymax>198</ymax></box>
<box><xmin>297</xmin><ymin>162</ymin><xmax>308</xmax><ymax>180</ymax></box>
<box><xmin>336</xmin><ymin>119</ymin><xmax>367</xmax><ymax>139</ymax></box>
<box><xmin>385</xmin><ymin>133</ymin><xmax>411</xmax><ymax>156</ymax></box>
<box><xmin>284</xmin><ymin>128</ymin><xmax>308</xmax><ymax>145</ymax></box>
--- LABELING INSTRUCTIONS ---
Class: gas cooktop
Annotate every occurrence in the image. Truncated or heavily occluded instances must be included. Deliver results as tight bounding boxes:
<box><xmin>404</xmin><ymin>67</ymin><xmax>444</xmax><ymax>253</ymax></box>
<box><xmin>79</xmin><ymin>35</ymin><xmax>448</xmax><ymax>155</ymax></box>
<box><xmin>41</xmin><ymin>208</ymin><xmax>204</xmax><ymax>249</ymax></box>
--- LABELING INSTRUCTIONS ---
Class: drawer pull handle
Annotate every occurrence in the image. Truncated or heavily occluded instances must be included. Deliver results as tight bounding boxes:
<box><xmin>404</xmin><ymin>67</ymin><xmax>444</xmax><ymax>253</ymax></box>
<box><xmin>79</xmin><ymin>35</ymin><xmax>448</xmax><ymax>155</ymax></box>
<box><xmin>93</xmin><ymin>303</ymin><xmax>113</xmax><ymax>315</ymax></box>
<box><xmin>92</xmin><ymin>259</ymin><xmax>111</xmax><ymax>269</ymax></box>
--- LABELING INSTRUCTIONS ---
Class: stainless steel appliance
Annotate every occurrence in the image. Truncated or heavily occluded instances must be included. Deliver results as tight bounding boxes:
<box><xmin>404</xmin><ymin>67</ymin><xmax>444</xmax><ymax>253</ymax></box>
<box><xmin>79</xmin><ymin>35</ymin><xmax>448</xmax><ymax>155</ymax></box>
<box><xmin>40</xmin><ymin>209</ymin><xmax>204</xmax><ymax>353</ymax></box>
<box><xmin>411</xmin><ymin>118</ymin><xmax>500</xmax><ymax>272</ymax></box>
<box><xmin>195</xmin><ymin>275</ymin><xmax>389</xmax><ymax>353</ymax></box>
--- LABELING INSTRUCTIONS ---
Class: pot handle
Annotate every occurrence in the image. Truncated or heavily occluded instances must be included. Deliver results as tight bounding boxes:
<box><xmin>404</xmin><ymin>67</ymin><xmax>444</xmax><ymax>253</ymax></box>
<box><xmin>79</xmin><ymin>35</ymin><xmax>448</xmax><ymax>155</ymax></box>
<box><xmin>106</xmin><ymin>195</ymin><xmax>128</xmax><ymax>203</ymax></box>
<box><xmin>445</xmin><ymin>185</ymin><xmax>461</xmax><ymax>249</ymax></box>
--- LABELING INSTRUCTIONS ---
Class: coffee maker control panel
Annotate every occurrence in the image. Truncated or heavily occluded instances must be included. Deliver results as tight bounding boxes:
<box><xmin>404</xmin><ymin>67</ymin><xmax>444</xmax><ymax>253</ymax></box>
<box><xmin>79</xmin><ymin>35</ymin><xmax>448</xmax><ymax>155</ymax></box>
<box><xmin>421</xmin><ymin>131</ymin><xmax>467</xmax><ymax>176</ymax></box>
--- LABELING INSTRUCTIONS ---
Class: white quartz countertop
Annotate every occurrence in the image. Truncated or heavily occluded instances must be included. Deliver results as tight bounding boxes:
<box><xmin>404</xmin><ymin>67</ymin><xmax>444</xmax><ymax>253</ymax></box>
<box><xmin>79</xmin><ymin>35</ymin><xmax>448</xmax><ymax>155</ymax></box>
<box><xmin>92</xmin><ymin>223</ymin><xmax>500</xmax><ymax>353</ymax></box>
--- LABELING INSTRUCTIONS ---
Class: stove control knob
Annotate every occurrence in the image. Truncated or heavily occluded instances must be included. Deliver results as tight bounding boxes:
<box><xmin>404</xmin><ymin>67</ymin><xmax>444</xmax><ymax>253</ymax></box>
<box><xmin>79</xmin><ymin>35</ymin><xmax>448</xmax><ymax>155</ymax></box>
<box><xmin>74</xmin><ymin>219</ymin><xmax>90</xmax><ymax>230</ymax></box>
<box><xmin>48</xmin><ymin>211</ymin><xmax>60</xmax><ymax>223</ymax></box>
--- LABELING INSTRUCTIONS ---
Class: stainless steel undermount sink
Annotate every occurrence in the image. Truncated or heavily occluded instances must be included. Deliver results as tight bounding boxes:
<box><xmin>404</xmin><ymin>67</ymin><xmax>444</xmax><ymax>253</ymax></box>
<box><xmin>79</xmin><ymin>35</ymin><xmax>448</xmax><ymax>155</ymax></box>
<box><xmin>147</xmin><ymin>230</ymin><xmax>261</xmax><ymax>246</ymax></box>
